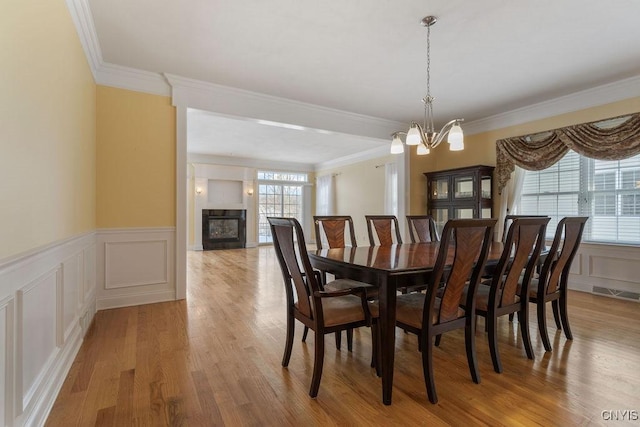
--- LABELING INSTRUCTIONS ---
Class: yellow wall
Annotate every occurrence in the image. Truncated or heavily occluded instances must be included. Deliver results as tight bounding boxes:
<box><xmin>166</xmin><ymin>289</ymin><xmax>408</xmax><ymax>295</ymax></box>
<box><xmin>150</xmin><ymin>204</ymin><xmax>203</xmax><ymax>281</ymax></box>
<box><xmin>96</xmin><ymin>86</ymin><xmax>176</xmax><ymax>228</ymax></box>
<box><xmin>409</xmin><ymin>97</ymin><xmax>640</xmax><ymax>214</ymax></box>
<box><xmin>318</xmin><ymin>155</ymin><xmax>394</xmax><ymax>244</ymax></box>
<box><xmin>0</xmin><ymin>0</ymin><xmax>96</xmax><ymax>259</ymax></box>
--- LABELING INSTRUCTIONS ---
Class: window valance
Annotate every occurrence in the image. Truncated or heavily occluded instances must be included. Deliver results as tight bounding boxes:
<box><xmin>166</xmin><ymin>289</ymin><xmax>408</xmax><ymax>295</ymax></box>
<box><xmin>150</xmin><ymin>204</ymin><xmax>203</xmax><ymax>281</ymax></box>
<box><xmin>496</xmin><ymin>112</ymin><xmax>640</xmax><ymax>194</ymax></box>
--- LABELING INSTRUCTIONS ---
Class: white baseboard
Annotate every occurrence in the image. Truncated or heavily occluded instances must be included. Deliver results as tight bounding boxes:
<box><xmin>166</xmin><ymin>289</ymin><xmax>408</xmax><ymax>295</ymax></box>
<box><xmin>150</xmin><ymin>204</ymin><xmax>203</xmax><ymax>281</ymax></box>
<box><xmin>96</xmin><ymin>289</ymin><xmax>176</xmax><ymax>310</ymax></box>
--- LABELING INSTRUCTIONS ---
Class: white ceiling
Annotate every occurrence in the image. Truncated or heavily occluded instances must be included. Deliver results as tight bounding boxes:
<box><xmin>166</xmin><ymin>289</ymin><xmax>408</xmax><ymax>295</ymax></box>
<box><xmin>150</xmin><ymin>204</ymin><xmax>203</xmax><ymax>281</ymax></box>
<box><xmin>87</xmin><ymin>0</ymin><xmax>640</xmax><ymax>166</ymax></box>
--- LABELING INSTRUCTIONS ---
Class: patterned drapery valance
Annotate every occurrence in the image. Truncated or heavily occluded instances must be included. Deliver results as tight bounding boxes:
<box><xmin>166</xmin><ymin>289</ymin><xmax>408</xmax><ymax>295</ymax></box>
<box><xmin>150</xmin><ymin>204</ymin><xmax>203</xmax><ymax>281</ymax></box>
<box><xmin>496</xmin><ymin>112</ymin><xmax>640</xmax><ymax>194</ymax></box>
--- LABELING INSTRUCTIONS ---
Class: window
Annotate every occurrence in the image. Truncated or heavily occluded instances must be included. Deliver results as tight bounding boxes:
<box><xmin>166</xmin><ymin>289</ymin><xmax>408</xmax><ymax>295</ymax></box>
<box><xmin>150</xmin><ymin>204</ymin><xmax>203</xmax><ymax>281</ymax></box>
<box><xmin>257</xmin><ymin>171</ymin><xmax>308</xmax><ymax>243</ymax></box>
<box><xmin>520</xmin><ymin>152</ymin><xmax>640</xmax><ymax>244</ymax></box>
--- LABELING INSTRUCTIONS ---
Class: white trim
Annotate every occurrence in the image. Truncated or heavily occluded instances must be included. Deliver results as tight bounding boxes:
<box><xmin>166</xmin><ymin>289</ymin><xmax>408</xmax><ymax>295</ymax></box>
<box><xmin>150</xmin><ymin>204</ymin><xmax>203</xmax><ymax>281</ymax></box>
<box><xmin>165</xmin><ymin>74</ymin><xmax>404</xmax><ymax>141</ymax></box>
<box><xmin>96</xmin><ymin>227</ymin><xmax>177</xmax><ymax>309</ymax></box>
<box><xmin>65</xmin><ymin>0</ymin><xmax>101</xmax><ymax>78</ymax></box>
<box><xmin>95</xmin><ymin>63</ymin><xmax>170</xmax><ymax>96</ymax></box>
<box><xmin>96</xmin><ymin>290</ymin><xmax>177</xmax><ymax>311</ymax></box>
<box><xmin>176</xmin><ymin>106</ymin><xmax>188</xmax><ymax>300</ymax></box>
<box><xmin>187</xmin><ymin>153</ymin><xmax>316</xmax><ymax>173</ymax></box>
<box><xmin>315</xmin><ymin>145</ymin><xmax>391</xmax><ymax>172</ymax></box>
<box><xmin>464</xmin><ymin>75</ymin><xmax>640</xmax><ymax>136</ymax></box>
<box><xmin>0</xmin><ymin>233</ymin><xmax>96</xmax><ymax>427</ymax></box>
<box><xmin>65</xmin><ymin>0</ymin><xmax>640</xmax><ymax>138</ymax></box>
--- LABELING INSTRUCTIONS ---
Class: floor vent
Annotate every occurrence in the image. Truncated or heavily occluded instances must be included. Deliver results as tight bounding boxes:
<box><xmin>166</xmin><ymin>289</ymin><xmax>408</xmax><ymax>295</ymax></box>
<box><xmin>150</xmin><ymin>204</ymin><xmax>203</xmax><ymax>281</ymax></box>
<box><xmin>592</xmin><ymin>286</ymin><xmax>640</xmax><ymax>301</ymax></box>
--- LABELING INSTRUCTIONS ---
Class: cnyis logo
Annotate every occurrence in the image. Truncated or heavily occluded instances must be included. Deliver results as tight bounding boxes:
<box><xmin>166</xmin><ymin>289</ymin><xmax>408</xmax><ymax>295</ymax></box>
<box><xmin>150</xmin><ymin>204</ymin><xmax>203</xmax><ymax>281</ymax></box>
<box><xmin>601</xmin><ymin>410</ymin><xmax>639</xmax><ymax>421</ymax></box>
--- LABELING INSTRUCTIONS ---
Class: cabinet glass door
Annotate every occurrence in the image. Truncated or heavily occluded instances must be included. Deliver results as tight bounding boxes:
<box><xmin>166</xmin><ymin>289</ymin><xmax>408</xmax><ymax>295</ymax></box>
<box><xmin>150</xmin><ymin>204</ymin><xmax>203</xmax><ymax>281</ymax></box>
<box><xmin>481</xmin><ymin>176</ymin><xmax>492</xmax><ymax>199</ymax></box>
<box><xmin>454</xmin><ymin>176</ymin><xmax>474</xmax><ymax>199</ymax></box>
<box><xmin>432</xmin><ymin>208</ymin><xmax>448</xmax><ymax>235</ymax></box>
<box><xmin>432</xmin><ymin>178</ymin><xmax>449</xmax><ymax>200</ymax></box>
<box><xmin>455</xmin><ymin>208</ymin><xmax>475</xmax><ymax>219</ymax></box>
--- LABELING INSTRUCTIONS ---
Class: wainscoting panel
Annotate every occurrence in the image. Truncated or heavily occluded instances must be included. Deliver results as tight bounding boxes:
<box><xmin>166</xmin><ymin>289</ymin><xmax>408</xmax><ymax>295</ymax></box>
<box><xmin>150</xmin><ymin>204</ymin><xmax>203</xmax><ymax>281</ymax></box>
<box><xmin>569</xmin><ymin>243</ymin><xmax>640</xmax><ymax>300</ymax></box>
<box><xmin>0</xmin><ymin>232</ymin><xmax>96</xmax><ymax>427</ymax></box>
<box><xmin>105</xmin><ymin>240</ymin><xmax>167</xmax><ymax>289</ymax></box>
<box><xmin>0</xmin><ymin>297</ymin><xmax>13</xmax><ymax>426</ymax></box>
<box><xmin>97</xmin><ymin>228</ymin><xmax>176</xmax><ymax>310</ymax></box>
<box><xmin>19</xmin><ymin>268</ymin><xmax>59</xmax><ymax>413</ymax></box>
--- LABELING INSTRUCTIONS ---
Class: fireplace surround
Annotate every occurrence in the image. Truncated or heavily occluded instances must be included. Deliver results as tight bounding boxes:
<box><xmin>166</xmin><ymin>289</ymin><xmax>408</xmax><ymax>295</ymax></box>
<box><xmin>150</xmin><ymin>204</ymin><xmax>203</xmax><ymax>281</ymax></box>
<box><xmin>202</xmin><ymin>209</ymin><xmax>246</xmax><ymax>250</ymax></box>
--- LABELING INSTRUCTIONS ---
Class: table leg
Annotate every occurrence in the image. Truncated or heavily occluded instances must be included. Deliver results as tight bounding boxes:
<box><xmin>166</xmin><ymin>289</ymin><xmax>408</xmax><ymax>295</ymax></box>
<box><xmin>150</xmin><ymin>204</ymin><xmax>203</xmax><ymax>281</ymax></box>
<box><xmin>379</xmin><ymin>274</ymin><xmax>396</xmax><ymax>405</ymax></box>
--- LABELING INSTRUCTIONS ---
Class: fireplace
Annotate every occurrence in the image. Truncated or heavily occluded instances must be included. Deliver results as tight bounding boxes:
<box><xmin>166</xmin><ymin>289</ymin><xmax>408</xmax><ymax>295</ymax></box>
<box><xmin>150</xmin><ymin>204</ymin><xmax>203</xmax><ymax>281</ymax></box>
<box><xmin>202</xmin><ymin>209</ymin><xmax>246</xmax><ymax>250</ymax></box>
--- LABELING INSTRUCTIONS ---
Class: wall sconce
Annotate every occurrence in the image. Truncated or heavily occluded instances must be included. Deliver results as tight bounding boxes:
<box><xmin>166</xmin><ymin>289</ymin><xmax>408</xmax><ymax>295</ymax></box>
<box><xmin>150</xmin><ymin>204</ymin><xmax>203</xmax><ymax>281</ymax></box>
<box><xmin>195</xmin><ymin>187</ymin><xmax>202</xmax><ymax>195</ymax></box>
<box><xmin>246</xmin><ymin>189</ymin><xmax>254</xmax><ymax>196</ymax></box>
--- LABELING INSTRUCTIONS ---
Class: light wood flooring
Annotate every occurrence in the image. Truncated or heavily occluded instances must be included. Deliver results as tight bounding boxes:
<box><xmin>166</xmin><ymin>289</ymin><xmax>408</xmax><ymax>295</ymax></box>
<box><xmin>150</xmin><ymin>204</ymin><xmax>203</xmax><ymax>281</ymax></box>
<box><xmin>46</xmin><ymin>246</ymin><xmax>640</xmax><ymax>426</ymax></box>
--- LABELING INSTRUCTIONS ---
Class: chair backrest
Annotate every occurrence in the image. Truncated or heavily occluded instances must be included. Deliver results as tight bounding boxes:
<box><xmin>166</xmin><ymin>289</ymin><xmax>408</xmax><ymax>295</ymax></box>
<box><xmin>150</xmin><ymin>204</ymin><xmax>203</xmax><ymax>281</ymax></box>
<box><xmin>502</xmin><ymin>215</ymin><xmax>549</xmax><ymax>243</ymax></box>
<box><xmin>491</xmin><ymin>217</ymin><xmax>550</xmax><ymax>308</ymax></box>
<box><xmin>539</xmin><ymin>216</ymin><xmax>588</xmax><ymax>295</ymax></box>
<box><xmin>406</xmin><ymin>215</ymin><xmax>440</xmax><ymax>243</ymax></box>
<box><xmin>268</xmin><ymin>217</ymin><xmax>321</xmax><ymax>321</ymax></box>
<box><xmin>313</xmin><ymin>215</ymin><xmax>357</xmax><ymax>249</ymax></box>
<box><xmin>425</xmin><ymin>219</ymin><xmax>496</xmax><ymax>324</ymax></box>
<box><xmin>365</xmin><ymin>215</ymin><xmax>402</xmax><ymax>246</ymax></box>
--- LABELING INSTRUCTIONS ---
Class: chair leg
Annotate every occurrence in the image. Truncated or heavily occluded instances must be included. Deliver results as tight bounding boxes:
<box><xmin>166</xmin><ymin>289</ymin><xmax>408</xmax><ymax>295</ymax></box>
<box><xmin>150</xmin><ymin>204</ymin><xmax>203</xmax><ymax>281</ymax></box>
<box><xmin>346</xmin><ymin>329</ymin><xmax>354</xmax><ymax>352</ymax></box>
<box><xmin>421</xmin><ymin>332</ymin><xmax>438</xmax><ymax>404</ymax></box>
<box><xmin>434</xmin><ymin>334</ymin><xmax>442</xmax><ymax>347</ymax></box>
<box><xmin>559</xmin><ymin>293</ymin><xmax>573</xmax><ymax>340</ymax></box>
<box><xmin>465</xmin><ymin>315</ymin><xmax>481</xmax><ymax>384</ymax></box>
<box><xmin>371</xmin><ymin>323</ymin><xmax>381</xmax><ymax>377</ymax></box>
<box><xmin>335</xmin><ymin>331</ymin><xmax>341</xmax><ymax>350</ymax></box>
<box><xmin>282</xmin><ymin>312</ymin><xmax>295</xmax><ymax>367</ymax></box>
<box><xmin>302</xmin><ymin>326</ymin><xmax>309</xmax><ymax>343</ymax></box>
<box><xmin>487</xmin><ymin>313</ymin><xmax>502</xmax><ymax>373</ymax></box>
<box><xmin>537</xmin><ymin>301</ymin><xmax>552</xmax><ymax>352</ymax></box>
<box><xmin>551</xmin><ymin>299</ymin><xmax>562</xmax><ymax>329</ymax></box>
<box><xmin>519</xmin><ymin>306</ymin><xmax>535</xmax><ymax>360</ymax></box>
<box><xmin>309</xmin><ymin>331</ymin><xmax>325</xmax><ymax>398</ymax></box>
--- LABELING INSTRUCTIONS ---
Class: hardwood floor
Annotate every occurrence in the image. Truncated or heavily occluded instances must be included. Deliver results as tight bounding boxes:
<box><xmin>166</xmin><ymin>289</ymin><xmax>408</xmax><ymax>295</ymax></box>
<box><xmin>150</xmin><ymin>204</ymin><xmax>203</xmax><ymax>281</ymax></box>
<box><xmin>46</xmin><ymin>247</ymin><xmax>640</xmax><ymax>426</ymax></box>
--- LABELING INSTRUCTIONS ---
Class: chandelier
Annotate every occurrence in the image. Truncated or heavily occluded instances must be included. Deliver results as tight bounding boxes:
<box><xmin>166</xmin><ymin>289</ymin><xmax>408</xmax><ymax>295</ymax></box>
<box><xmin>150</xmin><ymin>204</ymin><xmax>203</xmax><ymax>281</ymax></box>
<box><xmin>390</xmin><ymin>16</ymin><xmax>464</xmax><ymax>155</ymax></box>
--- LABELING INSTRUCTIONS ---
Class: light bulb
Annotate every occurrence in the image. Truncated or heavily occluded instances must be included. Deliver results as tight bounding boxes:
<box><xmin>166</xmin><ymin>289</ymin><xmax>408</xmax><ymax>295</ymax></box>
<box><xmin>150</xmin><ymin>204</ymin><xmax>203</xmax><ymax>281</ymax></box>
<box><xmin>390</xmin><ymin>135</ymin><xmax>404</xmax><ymax>154</ymax></box>
<box><xmin>448</xmin><ymin>123</ymin><xmax>464</xmax><ymax>151</ymax></box>
<box><xmin>416</xmin><ymin>143</ymin><xmax>430</xmax><ymax>155</ymax></box>
<box><xmin>405</xmin><ymin>125</ymin><xmax>421</xmax><ymax>145</ymax></box>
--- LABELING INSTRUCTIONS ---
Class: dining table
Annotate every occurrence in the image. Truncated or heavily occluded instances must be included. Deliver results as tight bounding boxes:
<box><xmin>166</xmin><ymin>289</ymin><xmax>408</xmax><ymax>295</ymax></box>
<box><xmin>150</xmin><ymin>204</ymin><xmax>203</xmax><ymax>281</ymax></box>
<box><xmin>309</xmin><ymin>241</ymin><xmax>505</xmax><ymax>405</ymax></box>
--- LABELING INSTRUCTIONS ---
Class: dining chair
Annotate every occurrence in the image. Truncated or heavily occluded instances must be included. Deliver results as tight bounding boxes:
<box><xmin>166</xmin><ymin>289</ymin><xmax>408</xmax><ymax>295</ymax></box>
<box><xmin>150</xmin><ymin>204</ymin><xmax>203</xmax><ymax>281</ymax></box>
<box><xmin>501</xmin><ymin>214</ymin><xmax>549</xmax><ymax>243</ymax></box>
<box><xmin>461</xmin><ymin>217</ymin><xmax>549</xmax><ymax>373</ymax></box>
<box><xmin>406</xmin><ymin>215</ymin><xmax>440</xmax><ymax>243</ymax></box>
<box><xmin>365</xmin><ymin>215</ymin><xmax>402</xmax><ymax>246</ymax></box>
<box><xmin>394</xmin><ymin>218</ymin><xmax>496</xmax><ymax>403</ymax></box>
<box><xmin>314</xmin><ymin>215</ymin><xmax>358</xmax><ymax>249</ymax></box>
<box><xmin>268</xmin><ymin>217</ymin><xmax>377</xmax><ymax>398</ymax></box>
<box><xmin>313</xmin><ymin>215</ymin><xmax>375</xmax><ymax>350</ymax></box>
<box><xmin>523</xmin><ymin>216</ymin><xmax>588</xmax><ymax>352</ymax></box>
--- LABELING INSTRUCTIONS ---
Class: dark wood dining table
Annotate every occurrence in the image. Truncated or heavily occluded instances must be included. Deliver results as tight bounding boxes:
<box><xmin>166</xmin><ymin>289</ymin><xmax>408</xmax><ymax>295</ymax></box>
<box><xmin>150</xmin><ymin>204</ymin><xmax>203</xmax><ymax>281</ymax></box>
<box><xmin>309</xmin><ymin>241</ymin><xmax>505</xmax><ymax>405</ymax></box>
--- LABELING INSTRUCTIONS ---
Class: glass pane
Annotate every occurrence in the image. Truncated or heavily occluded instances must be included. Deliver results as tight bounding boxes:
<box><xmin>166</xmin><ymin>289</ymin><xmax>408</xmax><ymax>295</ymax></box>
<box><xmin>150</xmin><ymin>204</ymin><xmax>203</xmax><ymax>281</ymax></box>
<box><xmin>433</xmin><ymin>178</ymin><xmax>448</xmax><ymax>199</ymax></box>
<box><xmin>456</xmin><ymin>208</ymin><xmax>474</xmax><ymax>219</ymax></box>
<box><xmin>481</xmin><ymin>208</ymin><xmax>492</xmax><ymax>218</ymax></box>
<box><xmin>481</xmin><ymin>177</ymin><xmax>491</xmax><ymax>199</ymax></box>
<box><xmin>454</xmin><ymin>177</ymin><xmax>474</xmax><ymax>199</ymax></box>
<box><xmin>433</xmin><ymin>208</ymin><xmax>448</xmax><ymax>235</ymax></box>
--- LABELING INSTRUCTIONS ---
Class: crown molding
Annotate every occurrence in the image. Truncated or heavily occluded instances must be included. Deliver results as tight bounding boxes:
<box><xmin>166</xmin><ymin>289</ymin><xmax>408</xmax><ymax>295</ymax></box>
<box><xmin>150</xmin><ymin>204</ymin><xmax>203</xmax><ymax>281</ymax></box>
<box><xmin>187</xmin><ymin>153</ymin><xmax>316</xmax><ymax>173</ymax></box>
<box><xmin>66</xmin><ymin>0</ymin><xmax>639</xmax><ymax>137</ymax></box>
<box><xmin>65</xmin><ymin>0</ymin><xmax>102</xmax><ymax>76</ymax></box>
<box><xmin>314</xmin><ymin>145</ymin><xmax>391</xmax><ymax>172</ymax></box>
<box><xmin>96</xmin><ymin>63</ymin><xmax>170</xmax><ymax>96</ymax></box>
<box><xmin>65</xmin><ymin>0</ymin><xmax>171</xmax><ymax>96</ymax></box>
<box><xmin>464</xmin><ymin>75</ymin><xmax>640</xmax><ymax>135</ymax></box>
<box><xmin>164</xmin><ymin>74</ymin><xmax>405</xmax><ymax>140</ymax></box>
